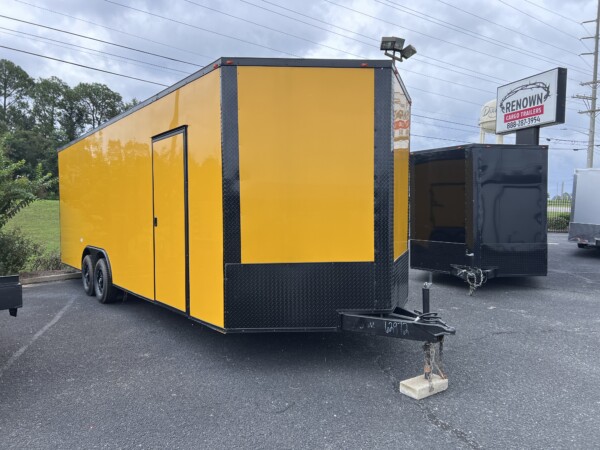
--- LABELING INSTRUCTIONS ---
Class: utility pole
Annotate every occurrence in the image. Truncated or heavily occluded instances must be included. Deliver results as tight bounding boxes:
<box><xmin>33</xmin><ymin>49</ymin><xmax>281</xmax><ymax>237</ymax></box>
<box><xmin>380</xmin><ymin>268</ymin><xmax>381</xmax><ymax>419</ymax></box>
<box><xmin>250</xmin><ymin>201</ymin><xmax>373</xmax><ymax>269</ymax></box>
<box><xmin>577</xmin><ymin>0</ymin><xmax>600</xmax><ymax>168</ymax></box>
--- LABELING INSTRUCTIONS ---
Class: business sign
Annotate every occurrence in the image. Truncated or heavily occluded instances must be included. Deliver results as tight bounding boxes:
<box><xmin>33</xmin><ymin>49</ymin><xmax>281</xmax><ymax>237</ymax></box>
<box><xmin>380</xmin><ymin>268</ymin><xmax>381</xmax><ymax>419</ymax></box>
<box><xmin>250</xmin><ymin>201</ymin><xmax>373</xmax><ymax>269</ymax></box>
<box><xmin>496</xmin><ymin>68</ymin><xmax>567</xmax><ymax>135</ymax></box>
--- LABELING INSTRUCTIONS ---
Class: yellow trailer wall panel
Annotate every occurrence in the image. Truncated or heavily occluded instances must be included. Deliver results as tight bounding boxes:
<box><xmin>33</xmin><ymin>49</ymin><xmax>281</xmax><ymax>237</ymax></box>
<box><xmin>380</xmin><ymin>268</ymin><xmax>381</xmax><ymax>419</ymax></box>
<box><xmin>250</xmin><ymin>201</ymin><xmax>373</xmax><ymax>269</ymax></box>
<box><xmin>59</xmin><ymin>70</ymin><xmax>223</xmax><ymax>324</ymax></box>
<box><xmin>187</xmin><ymin>73</ymin><xmax>224</xmax><ymax>327</ymax></box>
<box><xmin>237</xmin><ymin>66</ymin><xmax>375</xmax><ymax>264</ymax></box>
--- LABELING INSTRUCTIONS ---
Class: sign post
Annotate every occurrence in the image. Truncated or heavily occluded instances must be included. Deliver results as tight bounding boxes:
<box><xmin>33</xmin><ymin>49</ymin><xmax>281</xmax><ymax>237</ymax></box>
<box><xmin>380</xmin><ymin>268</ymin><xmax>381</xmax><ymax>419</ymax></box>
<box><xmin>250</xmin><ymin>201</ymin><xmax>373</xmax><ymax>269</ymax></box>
<box><xmin>496</xmin><ymin>68</ymin><xmax>567</xmax><ymax>145</ymax></box>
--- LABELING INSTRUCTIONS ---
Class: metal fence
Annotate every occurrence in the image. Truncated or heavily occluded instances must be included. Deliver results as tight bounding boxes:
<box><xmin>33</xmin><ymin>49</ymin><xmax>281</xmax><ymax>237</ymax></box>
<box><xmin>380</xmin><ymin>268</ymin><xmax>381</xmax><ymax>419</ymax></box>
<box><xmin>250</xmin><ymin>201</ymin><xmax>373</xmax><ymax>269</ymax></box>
<box><xmin>547</xmin><ymin>198</ymin><xmax>572</xmax><ymax>232</ymax></box>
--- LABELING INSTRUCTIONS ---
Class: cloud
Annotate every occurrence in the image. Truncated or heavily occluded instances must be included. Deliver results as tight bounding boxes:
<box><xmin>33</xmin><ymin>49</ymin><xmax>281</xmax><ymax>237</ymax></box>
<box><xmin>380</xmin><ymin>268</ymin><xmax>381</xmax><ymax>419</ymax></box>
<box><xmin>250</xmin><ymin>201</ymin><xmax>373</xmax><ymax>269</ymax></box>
<box><xmin>0</xmin><ymin>0</ymin><xmax>597</xmax><ymax>195</ymax></box>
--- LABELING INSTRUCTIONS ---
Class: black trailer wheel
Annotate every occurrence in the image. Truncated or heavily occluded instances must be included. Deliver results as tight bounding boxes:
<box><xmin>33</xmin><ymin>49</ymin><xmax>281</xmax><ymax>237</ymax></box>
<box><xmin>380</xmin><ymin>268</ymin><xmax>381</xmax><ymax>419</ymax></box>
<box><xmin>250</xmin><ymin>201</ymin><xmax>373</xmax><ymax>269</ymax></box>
<box><xmin>93</xmin><ymin>258</ymin><xmax>119</xmax><ymax>304</ymax></box>
<box><xmin>81</xmin><ymin>255</ymin><xmax>95</xmax><ymax>296</ymax></box>
<box><xmin>577</xmin><ymin>243</ymin><xmax>589</xmax><ymax>249</ymax></box>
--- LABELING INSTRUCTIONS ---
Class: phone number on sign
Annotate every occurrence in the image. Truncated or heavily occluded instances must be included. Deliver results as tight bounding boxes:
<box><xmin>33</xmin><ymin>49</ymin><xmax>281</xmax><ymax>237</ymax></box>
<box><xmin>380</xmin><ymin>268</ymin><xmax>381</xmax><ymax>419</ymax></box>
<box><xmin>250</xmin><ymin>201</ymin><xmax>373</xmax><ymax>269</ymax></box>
<box><xmin>506</xmin><ymin>116</ymin><xmax>541</xmax><ymax>129</ymax></box>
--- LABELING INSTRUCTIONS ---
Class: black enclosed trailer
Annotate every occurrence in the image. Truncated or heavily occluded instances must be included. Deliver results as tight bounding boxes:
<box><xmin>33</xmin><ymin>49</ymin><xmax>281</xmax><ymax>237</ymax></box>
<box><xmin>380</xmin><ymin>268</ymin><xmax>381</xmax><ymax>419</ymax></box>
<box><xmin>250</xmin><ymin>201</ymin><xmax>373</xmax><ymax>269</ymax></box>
<box><xmin>410</xmin><ymin>144</ymin><xmax>548</xmax><ymax>283</ymax></box>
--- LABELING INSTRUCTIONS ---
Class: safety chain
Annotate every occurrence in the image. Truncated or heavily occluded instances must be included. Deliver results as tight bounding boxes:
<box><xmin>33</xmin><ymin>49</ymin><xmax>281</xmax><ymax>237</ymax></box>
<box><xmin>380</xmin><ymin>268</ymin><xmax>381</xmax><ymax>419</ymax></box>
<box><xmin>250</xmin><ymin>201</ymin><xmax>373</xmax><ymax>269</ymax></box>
<box><xmin>456</xmin><ymin>266</ymin><xmax>487</xmax><ymax>296</ymax></box>
<box><xmin>423</xmin><ymin>339</ymin><xmax>447</xmax><ymax>392</ymax></box>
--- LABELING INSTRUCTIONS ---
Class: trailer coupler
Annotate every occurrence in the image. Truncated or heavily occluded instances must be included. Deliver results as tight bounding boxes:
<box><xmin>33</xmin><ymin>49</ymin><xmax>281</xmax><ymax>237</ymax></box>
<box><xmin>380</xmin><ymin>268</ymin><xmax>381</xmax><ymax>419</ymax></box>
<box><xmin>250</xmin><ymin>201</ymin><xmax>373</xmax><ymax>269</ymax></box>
<box><xmin>451</xmin><ymin>264</ymin><xmax>496</xmax><ymax>295</ymax></box>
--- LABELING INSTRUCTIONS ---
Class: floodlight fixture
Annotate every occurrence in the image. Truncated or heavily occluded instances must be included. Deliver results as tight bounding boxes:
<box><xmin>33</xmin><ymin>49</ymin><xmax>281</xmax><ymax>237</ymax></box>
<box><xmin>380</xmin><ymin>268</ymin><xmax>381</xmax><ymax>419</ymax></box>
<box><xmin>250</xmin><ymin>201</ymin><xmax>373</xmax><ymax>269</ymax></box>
<box><xmin>380</xmin><ymin>36</ymin><xmax>417</xmax><ymax>62</ymax></box>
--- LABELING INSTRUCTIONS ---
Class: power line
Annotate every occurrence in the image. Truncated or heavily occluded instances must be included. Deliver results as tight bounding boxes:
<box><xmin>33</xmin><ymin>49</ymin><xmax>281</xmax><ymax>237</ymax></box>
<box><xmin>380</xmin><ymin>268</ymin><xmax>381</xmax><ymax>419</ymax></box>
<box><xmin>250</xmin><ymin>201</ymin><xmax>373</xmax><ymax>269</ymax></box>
<box><xmin>436</xmin><ymin>0</ymin><xmax>587</xmax><ymax>60</ymax></box>
<box><xmin>400</xmin><ymin>68</ymin><xmax>494</xmax><ymax>94</ymax></box>
<box><xmin>325</xmin><ymin>0</ymin><xmax>584</xmax><ymax>78</ymax></box>
<box><xmin>406</xmin><ymin>85</ymin><xmax>485</xmax><ymax>106</ymax></box>
<box><xmin>380</xmin><ymin>0</ymin><xmax>589</xmax><ymax>75</ymax></box>
<box><xmin>19</xmin><ymin>0</ymin><xmax>517</xmax><ymax>90</ymax></box>
<box><xmin>256</xmin><ymin>0</ymin><xmax>520</xmax><ymax>87</ymax></box>
<box><xmin>0</xmin><ymin>4</ymin><xmax>518</xmax><ymax>109</ymax></box>
<box><xmin>544</xmin><ymin>137</ymin><xmax>590</xmax><ymax>144</ymax></box>
<box><xmin>0</xmin><ymin>44</ymin><xmax>169</xmax><ymax>86</ymax></box>
<box><xmin>412</xmin><ymin>56</ymin><xmax>504</xmax><ymax>84</ymax></box>
<box><xmin>245</xmin><ymin>0</ymin><xmax>376</xmax><ymax>45</ymax></box>
<box><xmin>411</xmin><ymin>134</ymin><xmax>473</xmax><ymax>143</ymax></box>
<box><xmin>521</xmin><ymin>0</ymin><xmax>595</xmax><ymax>57</ymax></box>
<box><xmin>412</xmin><ymin>113</ymin><xmax>480</xmax><ymax>129</ymax></box>
<box><xmin>523</xmin><ymin>0</ymin><xmax>587</xmax><ymax>26</ymax></box>
<box><xmin>104</xmin><ymin>0</ymin><xmax>301</xmax><ymax>57</ymax></box>
<box><xmin>241</xmin><ymin>0</ymin><xmax>528</xmax><ymax>86</ymax></box>
<box><xmin>182</xmin><ymin>0</ymin><xmax>364</xmax><ymax>58</ymax></box>
<box><xmin>0</xmin><ymin>29</ymin><xmax>184</xmax><ymax>80</ymax></box>
<box><xmin>497</xmin><ymin>0</ymin><xmax>583</xmax><ymax>41</ymax></box>
<box><xmin>0</xmin><ymin>25</ymin><xmax>190</xmax><ymax>75</ymax></box>
<box><xmin>412</xmin><ymin>120</ymin><xmax>480</xmax><ymax>134</ymax></box>
<box><xmin>6</xmin><ymin>0</ymin><xmax>590</xmax><ymax>127</ymax></box>
<box><xmin>13</xmin><ymin>0</ymin><xmax>213</xmax><ymax>62</ymax></box>
<box><xmin>412</xmin><ymin>107</ymin><xmax>479</xmax><ymax>122</ymax></box>
<box><xmin>0</xmin><ymin>14</ymin><xmax>202</xmax><ymax>67</ymax></box>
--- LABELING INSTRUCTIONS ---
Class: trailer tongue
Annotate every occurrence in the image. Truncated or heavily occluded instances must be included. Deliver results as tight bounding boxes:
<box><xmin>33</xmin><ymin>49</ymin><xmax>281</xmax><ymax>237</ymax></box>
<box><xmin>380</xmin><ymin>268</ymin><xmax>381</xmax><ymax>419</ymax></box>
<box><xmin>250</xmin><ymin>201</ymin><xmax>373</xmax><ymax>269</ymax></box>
<box><xmin>341</xmin><ymin>282</ymin><xmax>455</xmax><ymax>399</ymax></box>
<box><xmin>340</xmin><ymin>289</ymin><xmax>455</xmax><ymax>343</ymax></box>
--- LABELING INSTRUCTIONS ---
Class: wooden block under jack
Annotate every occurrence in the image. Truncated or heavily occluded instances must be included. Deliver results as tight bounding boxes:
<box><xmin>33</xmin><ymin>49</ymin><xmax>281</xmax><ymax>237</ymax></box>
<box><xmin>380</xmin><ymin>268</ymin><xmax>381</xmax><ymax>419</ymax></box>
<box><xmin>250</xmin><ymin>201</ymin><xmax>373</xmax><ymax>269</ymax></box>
<box><xmin>400</xmin><ymin>374</ymin><xmax>448</xmax><ymax>400</ymax></box>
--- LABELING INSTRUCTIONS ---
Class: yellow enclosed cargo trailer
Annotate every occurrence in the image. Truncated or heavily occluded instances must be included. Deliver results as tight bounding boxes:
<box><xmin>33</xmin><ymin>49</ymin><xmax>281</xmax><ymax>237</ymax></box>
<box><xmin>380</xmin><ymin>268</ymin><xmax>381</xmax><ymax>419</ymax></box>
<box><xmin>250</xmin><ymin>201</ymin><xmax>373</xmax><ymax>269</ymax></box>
<box><xmin>59</xmin><ymin>57</ymin><xmax>453</xmax><ymax>341</ymax></box>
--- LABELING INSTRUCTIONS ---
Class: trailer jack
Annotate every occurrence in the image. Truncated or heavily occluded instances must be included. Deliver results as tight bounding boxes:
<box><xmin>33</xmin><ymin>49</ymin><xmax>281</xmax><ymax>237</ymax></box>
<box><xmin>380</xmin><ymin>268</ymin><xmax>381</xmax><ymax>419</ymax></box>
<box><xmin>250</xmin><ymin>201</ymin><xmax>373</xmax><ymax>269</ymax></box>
<box><xmin>340</xmin><ymin>282</ymin><xmax>455</xmax><ymax>399</ymax></box>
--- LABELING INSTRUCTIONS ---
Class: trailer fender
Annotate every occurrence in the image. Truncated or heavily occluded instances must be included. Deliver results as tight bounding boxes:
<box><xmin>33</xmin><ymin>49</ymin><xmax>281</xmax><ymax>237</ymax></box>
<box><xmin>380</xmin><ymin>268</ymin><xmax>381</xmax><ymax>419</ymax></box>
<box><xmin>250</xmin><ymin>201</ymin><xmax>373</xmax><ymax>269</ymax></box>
<box><xmin>82</xmin><ymin>246</ymin><xmax>113</xmax><ymax>280</ymax></box>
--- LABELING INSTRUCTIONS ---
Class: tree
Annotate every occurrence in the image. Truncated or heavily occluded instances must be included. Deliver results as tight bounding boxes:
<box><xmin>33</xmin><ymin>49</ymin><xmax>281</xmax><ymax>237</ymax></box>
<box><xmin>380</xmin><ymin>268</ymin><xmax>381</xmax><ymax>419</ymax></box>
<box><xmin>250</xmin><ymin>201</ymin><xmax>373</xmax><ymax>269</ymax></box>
<box><xmin>75</xmin><ymin>82</ymin><xmax>124</xmax><ymax>131</ymax></box>
<box><xmin>123</xmin><ymin>97</ymin><xmax>141</xmax><ymax>111</ymax></box>
<box><xmin>3</xmin><ymin>130</ymin><xmax>58</xmax><ymax>181</ymax></box>
<box><xmin>0</xmin><ymin>59</ymin><xmax>34</xmax><ymax>132</ymax></box>
<box><xmin>58</xmin><ymin>86</ymin><xmax>86</xmax><ymax>143</ymax></box>
<box><xmin>0</xmin><ymin>144</ymin><xmax>56</xmax><ymax>229</ymax></box>
<box><xmin>31</xmin><ymin>76</ymin><xmax>69</xmax><ymax>140</ymax></box>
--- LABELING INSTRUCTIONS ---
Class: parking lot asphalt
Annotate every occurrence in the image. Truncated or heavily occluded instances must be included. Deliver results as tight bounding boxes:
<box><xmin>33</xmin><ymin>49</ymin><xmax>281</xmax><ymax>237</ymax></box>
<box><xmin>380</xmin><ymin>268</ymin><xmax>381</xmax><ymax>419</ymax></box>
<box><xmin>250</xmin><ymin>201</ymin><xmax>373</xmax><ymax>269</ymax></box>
<box><xmin>1</xmin><ymin>233</ymin><xmax>599</xmax><ymax>449</ymax></box>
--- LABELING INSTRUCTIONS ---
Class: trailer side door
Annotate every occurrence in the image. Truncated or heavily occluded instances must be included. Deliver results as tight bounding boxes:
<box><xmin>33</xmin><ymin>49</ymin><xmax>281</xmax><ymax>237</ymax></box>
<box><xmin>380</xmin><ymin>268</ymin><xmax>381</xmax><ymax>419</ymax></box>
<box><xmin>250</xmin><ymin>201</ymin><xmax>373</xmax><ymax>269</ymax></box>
<box><xmin>152</xmin><ymin>128</ymin><xmax>188</xmax><ymax>313</ymax></box>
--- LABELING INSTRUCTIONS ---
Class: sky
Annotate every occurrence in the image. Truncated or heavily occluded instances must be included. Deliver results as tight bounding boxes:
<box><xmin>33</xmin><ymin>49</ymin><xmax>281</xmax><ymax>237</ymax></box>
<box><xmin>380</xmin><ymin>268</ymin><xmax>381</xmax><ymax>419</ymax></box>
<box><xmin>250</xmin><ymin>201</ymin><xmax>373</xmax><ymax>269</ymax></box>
<box><xmin>0</xmin><ymin>0</ymin><xmax>598</xmax><ymax>196</ymax></box>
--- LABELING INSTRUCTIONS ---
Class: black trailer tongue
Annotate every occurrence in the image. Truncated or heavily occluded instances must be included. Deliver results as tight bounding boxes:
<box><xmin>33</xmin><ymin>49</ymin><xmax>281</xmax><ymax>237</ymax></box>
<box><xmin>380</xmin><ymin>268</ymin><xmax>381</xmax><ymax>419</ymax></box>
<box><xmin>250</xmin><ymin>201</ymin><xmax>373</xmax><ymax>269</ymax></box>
<box><xmin>339</xmin><ymin>281</ymin><xmax>455</xmax><ymax>342</ymax></box>
<box><xmin>339</xmin><ymin>281</ymin><xmax>455</xmax><ymax>399</ymax></box>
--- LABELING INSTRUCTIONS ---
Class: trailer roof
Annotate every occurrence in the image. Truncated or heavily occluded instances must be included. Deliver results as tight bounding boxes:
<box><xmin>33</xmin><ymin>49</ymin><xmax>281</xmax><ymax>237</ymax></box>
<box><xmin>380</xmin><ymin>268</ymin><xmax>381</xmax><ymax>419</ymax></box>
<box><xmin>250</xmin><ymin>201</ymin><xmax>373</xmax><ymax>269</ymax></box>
<box><xmin>58</xmin><ymin>57</ymin><xmax>394</xmax><ymax>152</ymax></box>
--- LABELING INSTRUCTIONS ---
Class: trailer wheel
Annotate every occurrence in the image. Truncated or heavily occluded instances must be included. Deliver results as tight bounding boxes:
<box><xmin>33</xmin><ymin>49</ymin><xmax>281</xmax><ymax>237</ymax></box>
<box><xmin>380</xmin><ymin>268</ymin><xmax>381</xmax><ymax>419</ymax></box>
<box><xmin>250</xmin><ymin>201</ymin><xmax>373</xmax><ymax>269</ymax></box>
<box><xmin>577</xmin><ymin>243</ymin><xmax>589</xmax><ymax>249</ymax></box>
<box><xmin>81</xmin><ymin>255</ymin><xmax>95</xmax><ymax>296</ymax></box>
<box><xmin>93</xmin><ymin>258</ymin><xmax>119</xmax><ymax>304</ymax></box>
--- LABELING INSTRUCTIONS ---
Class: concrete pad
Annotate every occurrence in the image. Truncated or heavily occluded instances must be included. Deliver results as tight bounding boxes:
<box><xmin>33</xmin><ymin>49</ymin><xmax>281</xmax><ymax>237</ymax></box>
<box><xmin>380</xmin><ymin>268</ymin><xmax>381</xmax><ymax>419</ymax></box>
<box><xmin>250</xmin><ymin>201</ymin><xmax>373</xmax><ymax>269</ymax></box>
<box><xmin>400</xmin><ymin>374</ymin><xmax>448</xmax><ymax>400</ymax></box>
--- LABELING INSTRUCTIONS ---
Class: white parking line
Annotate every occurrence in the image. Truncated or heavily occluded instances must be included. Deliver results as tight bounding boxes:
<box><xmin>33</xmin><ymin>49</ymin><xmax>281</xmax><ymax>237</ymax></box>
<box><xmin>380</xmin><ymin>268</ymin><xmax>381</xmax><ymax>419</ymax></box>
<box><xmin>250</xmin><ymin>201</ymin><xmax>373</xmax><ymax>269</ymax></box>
<box><xmin>0</xmin><ymin>295</ymin><xmax>75</xmax><ymax>379</ymax></box>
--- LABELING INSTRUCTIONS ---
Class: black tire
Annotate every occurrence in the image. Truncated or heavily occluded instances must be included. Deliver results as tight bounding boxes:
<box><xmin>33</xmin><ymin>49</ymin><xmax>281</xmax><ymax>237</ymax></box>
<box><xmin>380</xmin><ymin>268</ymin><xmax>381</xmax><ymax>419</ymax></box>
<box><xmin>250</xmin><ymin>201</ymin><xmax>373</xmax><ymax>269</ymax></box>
<box><xmin>93</xmin><ymin>258</ymin><xmax>119</xmax><ymax>304</ymax></box>
<box><xmin>577</xmin><ymin>243</ymin><xmax>588</xmax><ymax>249</ymax></box>
<box><xmin>81</xmin><ymin>255</ymin><xmax>95</xmax><ymax>296</ymax></box>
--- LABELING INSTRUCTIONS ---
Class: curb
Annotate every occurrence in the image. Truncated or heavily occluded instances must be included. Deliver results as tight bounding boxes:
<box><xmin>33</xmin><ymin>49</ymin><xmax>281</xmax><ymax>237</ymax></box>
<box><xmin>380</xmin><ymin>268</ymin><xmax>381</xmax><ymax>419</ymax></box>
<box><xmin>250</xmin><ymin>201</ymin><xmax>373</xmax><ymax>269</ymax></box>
<box><xmin>21</xmin><ymin>272</ymin><xmax>81</xmax><ymax>286</ymax></box>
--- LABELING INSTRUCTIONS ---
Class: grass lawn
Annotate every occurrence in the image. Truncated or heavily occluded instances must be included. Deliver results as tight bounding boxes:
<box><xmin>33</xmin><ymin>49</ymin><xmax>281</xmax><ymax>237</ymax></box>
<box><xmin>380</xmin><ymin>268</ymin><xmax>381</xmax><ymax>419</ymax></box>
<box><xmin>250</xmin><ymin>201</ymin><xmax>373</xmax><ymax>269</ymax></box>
<box><xmin>5</xmin><ymin>200</ymin><xmax>60</xmax><ymax>254</ymax></box>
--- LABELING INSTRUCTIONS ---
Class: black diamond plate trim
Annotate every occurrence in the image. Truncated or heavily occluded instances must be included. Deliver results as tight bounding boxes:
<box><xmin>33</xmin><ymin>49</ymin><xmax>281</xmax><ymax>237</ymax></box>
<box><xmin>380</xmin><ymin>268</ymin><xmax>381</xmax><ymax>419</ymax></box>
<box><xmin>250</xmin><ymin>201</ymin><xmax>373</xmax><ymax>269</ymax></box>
<box><xmin>224</xmin><ymin>263</ymin><xmax>378</xmax><ymax>329</ymax></box>
<box><xmin>374</xmin><ymin>67</ymin><xmax>393</xmax><ymax>309</ymax></box>
<box><xmin>392</xmin><ymin>251</ymin><xmax>409</xmax><ymax>308</ymax></box>
<box><xmin>221</xmin><ymin>66</ymin><xmax>241</xmax><ymax>264</ymax></box>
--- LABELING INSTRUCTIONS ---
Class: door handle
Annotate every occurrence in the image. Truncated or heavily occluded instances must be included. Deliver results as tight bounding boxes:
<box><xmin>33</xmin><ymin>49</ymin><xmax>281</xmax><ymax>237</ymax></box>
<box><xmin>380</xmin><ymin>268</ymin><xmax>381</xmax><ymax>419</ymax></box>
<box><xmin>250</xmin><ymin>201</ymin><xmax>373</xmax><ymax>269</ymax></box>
<box><xmin>154</xmin><ymin>217</ymin><xmax>158</xmax><ymax>227</ymax></box>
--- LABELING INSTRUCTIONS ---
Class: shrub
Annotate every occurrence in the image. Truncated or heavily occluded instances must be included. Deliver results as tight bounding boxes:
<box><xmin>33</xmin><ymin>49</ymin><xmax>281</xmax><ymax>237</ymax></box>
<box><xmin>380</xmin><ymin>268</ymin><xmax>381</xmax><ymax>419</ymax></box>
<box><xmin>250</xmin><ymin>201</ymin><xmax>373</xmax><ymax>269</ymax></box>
<box><xmin>0</xmin><ymin>228</ymin><xmax>41</xmax><ymax>275</ymax></box>
<box><xmin>548</xmin><ymin>216</ymin><xmax>569</xmax><ymax>232</ymax></box>
<box><xmin>29</xmin><ymin>250</ymin><xmax>64</xmax><ymax>272</ymax></box>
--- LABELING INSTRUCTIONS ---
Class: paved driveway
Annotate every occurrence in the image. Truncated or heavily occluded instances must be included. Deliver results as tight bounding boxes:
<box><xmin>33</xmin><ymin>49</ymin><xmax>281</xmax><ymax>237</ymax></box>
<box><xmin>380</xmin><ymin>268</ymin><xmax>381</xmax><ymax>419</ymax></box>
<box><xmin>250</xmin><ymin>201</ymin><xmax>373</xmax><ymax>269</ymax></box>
<box><xmin>1</xmin><ymin>233</ymin><xmax>599</xmax><ymax>449</ymax></box>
